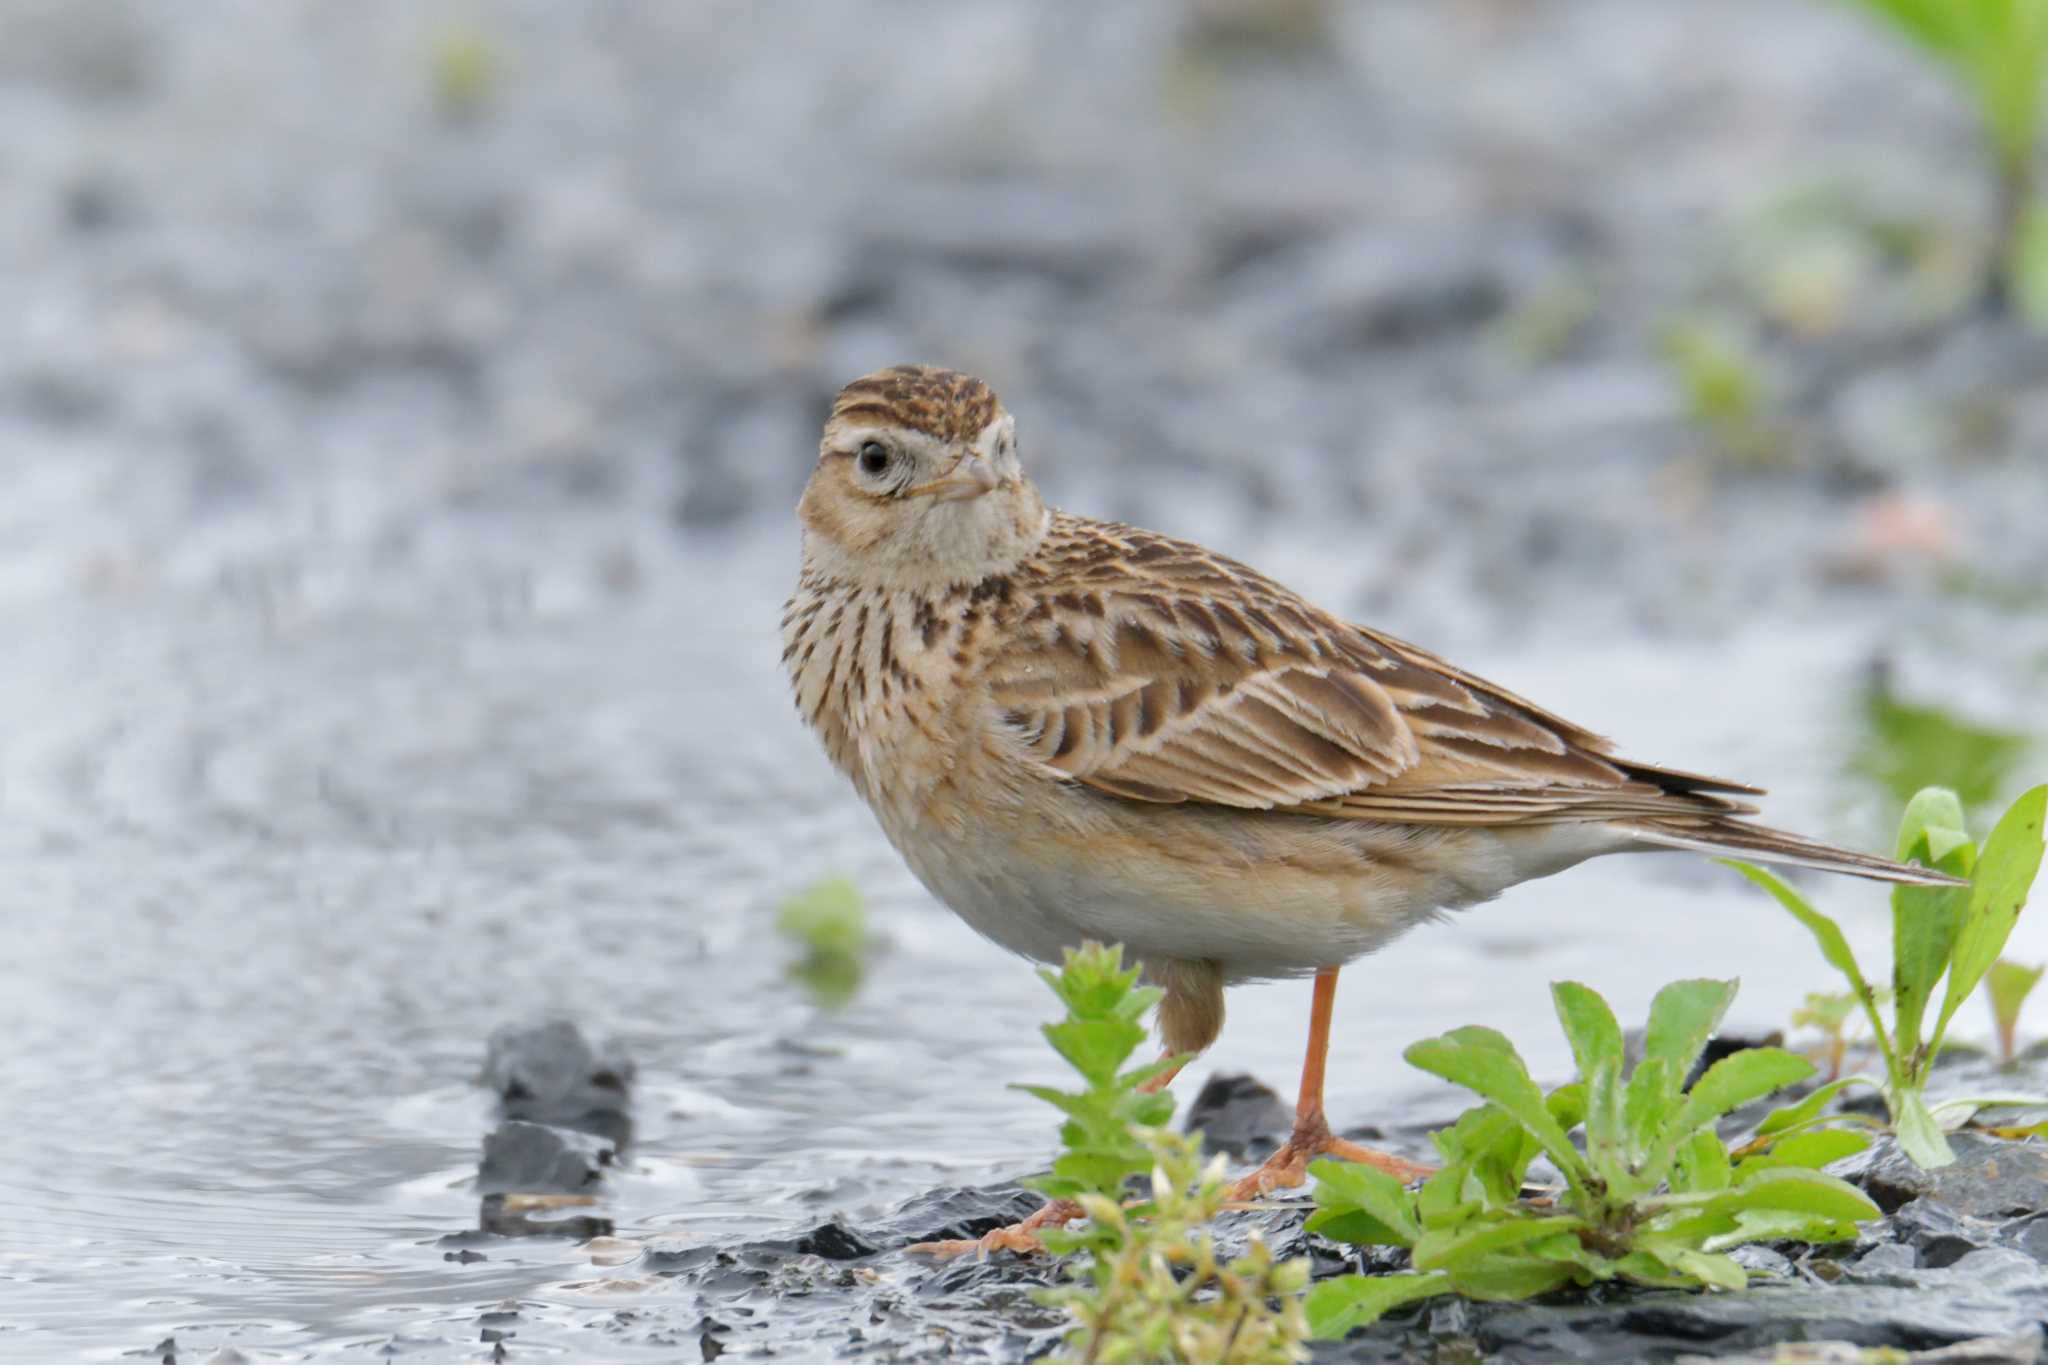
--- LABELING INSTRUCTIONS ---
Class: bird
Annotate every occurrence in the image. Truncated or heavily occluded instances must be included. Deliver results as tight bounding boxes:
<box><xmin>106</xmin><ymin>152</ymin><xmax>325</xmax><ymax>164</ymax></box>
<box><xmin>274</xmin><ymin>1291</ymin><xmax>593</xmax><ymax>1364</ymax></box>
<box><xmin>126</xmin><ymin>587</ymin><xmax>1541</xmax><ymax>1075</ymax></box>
<box><xmin>781</xmin><ymin>363</ymin><xmax>1958</xmax><ymax>1255</ymax></box>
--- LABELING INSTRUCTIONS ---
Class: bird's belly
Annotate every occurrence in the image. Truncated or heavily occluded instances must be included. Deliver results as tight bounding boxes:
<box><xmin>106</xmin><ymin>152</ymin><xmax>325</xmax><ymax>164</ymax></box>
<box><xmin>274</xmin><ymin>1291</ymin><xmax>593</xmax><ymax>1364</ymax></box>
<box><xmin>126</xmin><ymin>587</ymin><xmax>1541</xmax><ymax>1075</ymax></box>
<box><xmin>889</xmin><ymin>794</ymin><xmax>1605</xmax><ymax>982</ymax></box>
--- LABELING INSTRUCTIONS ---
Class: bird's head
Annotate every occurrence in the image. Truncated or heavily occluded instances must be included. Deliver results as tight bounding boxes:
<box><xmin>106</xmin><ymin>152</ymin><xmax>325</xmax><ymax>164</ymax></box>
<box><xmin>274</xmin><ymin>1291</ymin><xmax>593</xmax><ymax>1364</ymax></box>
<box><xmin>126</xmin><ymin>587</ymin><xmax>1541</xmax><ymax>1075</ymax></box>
<box><xmin>798</xmin><ymin>365</ymin><xmax>1047</xmax><ymax>589</ymax></box>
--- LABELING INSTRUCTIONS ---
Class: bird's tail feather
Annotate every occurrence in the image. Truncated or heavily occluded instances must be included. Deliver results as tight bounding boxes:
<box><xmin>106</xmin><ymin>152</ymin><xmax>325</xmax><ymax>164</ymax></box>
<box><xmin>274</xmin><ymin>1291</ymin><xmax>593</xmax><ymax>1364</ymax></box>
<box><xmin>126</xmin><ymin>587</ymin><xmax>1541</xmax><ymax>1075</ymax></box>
<box><xmin>1619</xmin><ymin>818</ymin><xmax>1964</xmax><ymax>887</ymax></box>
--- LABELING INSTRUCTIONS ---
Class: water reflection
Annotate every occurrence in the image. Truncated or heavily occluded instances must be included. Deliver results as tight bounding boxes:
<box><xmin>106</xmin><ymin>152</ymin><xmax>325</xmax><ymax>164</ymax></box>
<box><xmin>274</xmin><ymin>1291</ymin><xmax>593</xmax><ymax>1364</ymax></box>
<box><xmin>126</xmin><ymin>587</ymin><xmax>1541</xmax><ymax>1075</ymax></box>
<box><xmin>1850</xmin><ymin>661</ymin><xmax>2034</xmax><ymax>817</ymax></box>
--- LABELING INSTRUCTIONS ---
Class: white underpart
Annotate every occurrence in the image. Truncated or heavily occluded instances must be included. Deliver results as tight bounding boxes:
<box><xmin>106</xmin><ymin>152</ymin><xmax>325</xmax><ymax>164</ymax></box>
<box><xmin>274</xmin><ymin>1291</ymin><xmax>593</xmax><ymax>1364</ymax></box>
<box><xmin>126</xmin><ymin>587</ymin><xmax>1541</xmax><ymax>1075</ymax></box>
<box><xmin>888</xmin><ymin>794</ymin><xmax>1637</xmax><ymax>983</ymax></box>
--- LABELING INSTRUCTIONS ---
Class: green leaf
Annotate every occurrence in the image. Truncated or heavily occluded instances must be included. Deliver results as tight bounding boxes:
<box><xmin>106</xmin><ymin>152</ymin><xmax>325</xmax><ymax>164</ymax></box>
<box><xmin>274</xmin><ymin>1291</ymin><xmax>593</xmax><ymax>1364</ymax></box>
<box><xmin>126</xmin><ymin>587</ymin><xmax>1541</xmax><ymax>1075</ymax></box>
<box><xmin>1609</xmin><ymin>1249</ymin><xmax>1699</xmax><ymax>1288</ymax></box>
<box><xmin>1673</xmin><ymin>1128</ymin><xmax>1733</xmax><ymax>1193</ymax></box>
<box><xmin>1404</xmin><ymin>1027</ymin><xmax>1589</xmax><ymax>1186</ymax></box>
<box><xmin>1642</xmin><ymin>979</ymin><xmax>1740</xmax><ymax>1094</ymax></box>
<box><xmin>1552</xmin><ymin>982</ymin><xmax>1627</xmax><ymax>1187</ymax></box>
<box><xmin>1431</xmin><ymin>1103</ymin><xmax>1538</xmax><ymax>1208</ymax></box>
<box><xmin>1892</xmin><ymin>787</ymin><xmax>1977</xmax><ymax>1065</ymax></box>
<box><xmin>1671</xmin><ymin>1047</ymin><xmax>1816</xmax><ymax>1142</ymax></box>
<box><xmin>1660</xmin><ymin>1246</ymin><xmax>1747</xmax><ymax>1291</ymax></box>
<box><xmin>1041</xmin><ymin>1016</ymin><xmax>1148</xmax><ymax>1087</ymax></box>
<box><xmin>1416</xmin><ymin>1163</ymin><xmax>1479</xmax><ymax>1230</ymax></box>
<box><xmin>1649</xmin><ymin>1164</ymin><xmax>1880</xmax><ymax>1223</ymax></box>
<box><xmin>1412</xmin><ymin>1215</ymin><xmax>1588</xmax><ymax>1273</ymax></box>
<box><xmin>1935</xmin><ymin>786</ymin><xmax>2048</xmax><ymax>1052</ymax></box>
<box><xmin>1893</xmin><ymin>1086</ymin><xmax>1957</xmax><ymax>1168</ymax></box>
<box><xmin>1623</xmin><ymin>1056</ymin><xmax>1676</xmax><ymax>1179</ymax></box>
<box><xmin>1756</xmin><ymin>1076</ymin><xmax>1866</xmax><ymax>1135</ymax></box>
<box><xmin>1305</xmin><ymin>1272</ymin><xmax>1450</xmax><ymax>1338</ymax></box>
<box><xmin>1895</xmin><ymin>786</ymin><xmax>1971</xmax><ymax>864</ymax></box>
<box><xmin>1725</xmin><ymin>861</ymin><xmax>1896</xmax><ymax>1070</ymax></box>
<box><xmin>1442</xmin><ymin>1257</ymin><xmax>1581</xmax><ymax>1302</ymax></box>
<box><xmin>1307</xmin><ymin>1158</ymin><xmax>1419</xmax><ymax>1247</ymax></box>
<box><xmin>1626</xmin><ymin>978</ymin><xmax>1744</xmax><ymax>1185</ymax></box>
<box><xmin>1736</xmin><ymin>1128</ymin><xmax>1871</xmax><ymax>1174</ymax></box>
<box><xmin>1987</xmin><ymin>958</ymin><xmax>2046</xmax><ymax>1062</ymax></box>
<box><xmin>1700</xmin><ymin>1208</ymin><xmax>1860</xmax><ymax>1254</ymax></box>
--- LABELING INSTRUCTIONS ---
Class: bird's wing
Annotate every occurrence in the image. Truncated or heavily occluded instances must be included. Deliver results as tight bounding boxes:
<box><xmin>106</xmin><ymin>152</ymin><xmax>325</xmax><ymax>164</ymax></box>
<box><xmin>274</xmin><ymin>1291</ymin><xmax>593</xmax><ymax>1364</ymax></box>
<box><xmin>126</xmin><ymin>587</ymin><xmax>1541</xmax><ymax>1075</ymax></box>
<box><xmin>986</xmin><ymin>517</ymin><xmax>1759</xmax><ymax>823</ymax></box>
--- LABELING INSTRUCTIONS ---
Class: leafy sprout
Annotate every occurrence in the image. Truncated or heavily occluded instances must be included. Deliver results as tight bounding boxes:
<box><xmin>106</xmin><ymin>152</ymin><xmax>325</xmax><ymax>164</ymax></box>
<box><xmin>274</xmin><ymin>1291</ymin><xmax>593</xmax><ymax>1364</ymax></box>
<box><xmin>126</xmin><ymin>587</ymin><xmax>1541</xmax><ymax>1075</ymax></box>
<box><xmin>775</xmin><ymin>877</ymin><xmax>870</xmax><ymax>1008</ymax></box>
<box><xmin>1791</xmin><ymin>988</ymin><xmax>1890</xmax><ymax>1080</ymax></box>
<box><xmin>1730</xmin><ymin>783</ymin><xmax>2048</xmax><ymax>1166</ymax></box>
<box><xmin>1986</xmin><ymin>958</ymin><xmax>2046</xmax><ymax>1066</ymax></box>
<box><xmin>1023</xmin><ymin>944</ymin><xmax>1309</xmax><ymax>1363</ymax></box>
<box><xmin>1306</xmin><ymin>980</ymin><xmax>1877</xmax><ymax>1337</ymax></box>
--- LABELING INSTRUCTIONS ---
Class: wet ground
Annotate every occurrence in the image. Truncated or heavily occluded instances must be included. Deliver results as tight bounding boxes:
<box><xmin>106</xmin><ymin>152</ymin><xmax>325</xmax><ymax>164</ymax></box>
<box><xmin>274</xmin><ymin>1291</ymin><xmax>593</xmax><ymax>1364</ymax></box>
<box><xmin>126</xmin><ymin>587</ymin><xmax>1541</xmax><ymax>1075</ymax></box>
<box><xmin>2</xmin><ymin>3</ymin><xmax>2047</xmax><ymax>1361</ymax></box>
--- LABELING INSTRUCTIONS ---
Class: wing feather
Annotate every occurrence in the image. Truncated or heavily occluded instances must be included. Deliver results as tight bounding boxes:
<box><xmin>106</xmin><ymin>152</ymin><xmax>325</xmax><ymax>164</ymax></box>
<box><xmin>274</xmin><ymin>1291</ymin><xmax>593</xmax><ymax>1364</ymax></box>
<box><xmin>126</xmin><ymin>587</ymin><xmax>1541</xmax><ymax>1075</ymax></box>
<box><xmin>988</xmin><ymin>515</ymin><xmax>1759</xmax><ymax>825</ymax></box>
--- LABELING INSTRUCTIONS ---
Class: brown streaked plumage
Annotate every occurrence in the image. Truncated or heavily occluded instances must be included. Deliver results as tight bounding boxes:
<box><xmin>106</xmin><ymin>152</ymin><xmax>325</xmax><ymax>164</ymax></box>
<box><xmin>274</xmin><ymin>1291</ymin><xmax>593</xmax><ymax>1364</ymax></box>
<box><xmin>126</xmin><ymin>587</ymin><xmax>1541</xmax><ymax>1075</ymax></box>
<box><xmin>783</xmin><ymin>364</ymin><xmax>1958</xmax><ymax>1254</ymax></box>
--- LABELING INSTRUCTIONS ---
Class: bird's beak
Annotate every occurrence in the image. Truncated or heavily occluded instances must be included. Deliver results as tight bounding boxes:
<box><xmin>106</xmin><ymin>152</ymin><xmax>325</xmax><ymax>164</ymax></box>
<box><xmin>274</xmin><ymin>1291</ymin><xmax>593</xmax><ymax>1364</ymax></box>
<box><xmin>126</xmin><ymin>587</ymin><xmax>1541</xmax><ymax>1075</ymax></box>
<box><xmin>907</xmin><ymin>454</ymin><xmax>1000</xmax><ymax>502</ymax></box>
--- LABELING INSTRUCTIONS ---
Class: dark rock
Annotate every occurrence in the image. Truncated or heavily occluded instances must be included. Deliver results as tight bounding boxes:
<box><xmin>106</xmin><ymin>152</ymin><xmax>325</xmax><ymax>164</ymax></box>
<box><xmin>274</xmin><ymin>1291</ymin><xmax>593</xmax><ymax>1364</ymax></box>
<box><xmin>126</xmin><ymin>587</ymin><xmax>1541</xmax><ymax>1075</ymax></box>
<box><xmin>481</xmin><ymin>1020</ymin><xmax>635</xmax><ymax>1146</ymax></box>
<box><xmin>1316</xmin><ymin>1250</ymin><xmax>2048</xmax><ymax>1362</ymax></box>
<box><xmin>793</xmin><ymin>1221</ymin><xmax>882</xmax><ymax>1260</ymax></box>
<box><xmin>1854</xmin><ymin>1134</ymin><xmax>2048</xmax><ymax>1217</ymax></box>
<box><xmin>1729</xmin><ymin>1244</ymin><xmax>1794</xmax><ymax>1278</ymax></box>
<box><xmin>479</xmin><ymin>1119</ymin><xmax>613</xmax><ymax>1195</ymax></box>
<box><xmin>1842</xmin><ymin>1240</ymin><xmax>1920</xmax><ymax>1284</ymax></box>
<box><xmin>1892</xmin><ymin>1198</ymin><xmax>2001</xmax><ymax>1268</ymax></box>
<box><xmin>1183</xmin><ymin>1072</ymin><xmax>1293</xmax><ymax>1157</ymax></box>
<box><xmin>860</xmin><ymin>1183</ymin><xmax>1043</xmax><ymax>1250</ymax></box>
<box><xmin>1679</xmin><ymin>1328</ymin><xmax>2043</xmax><ymax>1363</ymax></box>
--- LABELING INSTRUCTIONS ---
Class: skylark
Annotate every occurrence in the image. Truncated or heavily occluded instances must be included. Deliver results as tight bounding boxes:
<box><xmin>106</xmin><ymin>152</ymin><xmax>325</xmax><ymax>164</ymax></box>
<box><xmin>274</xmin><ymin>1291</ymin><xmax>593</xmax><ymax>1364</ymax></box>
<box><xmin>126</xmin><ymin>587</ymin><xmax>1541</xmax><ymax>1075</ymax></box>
<box><xmin>782</xmin><ymin>364</ymin><xmax>1954</xmax><ymax>1255</ymax></box>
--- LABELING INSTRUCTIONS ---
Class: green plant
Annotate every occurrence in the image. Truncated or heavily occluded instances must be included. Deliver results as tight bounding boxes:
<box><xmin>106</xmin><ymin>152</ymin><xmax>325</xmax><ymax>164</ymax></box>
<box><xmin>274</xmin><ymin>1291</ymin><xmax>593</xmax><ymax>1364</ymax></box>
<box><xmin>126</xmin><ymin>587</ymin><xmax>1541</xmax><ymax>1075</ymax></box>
<box><xmin>1985</xmin><ymin>958</ymin><xmax>2046</xmax><ymax>1065</ymax></box>
<box><xmin>775</xmin><ymin>877</ymin><xmax>870</xmax><ymax>1007</ymax></box>
<box><xmin>1041</xmin><ymin>1128</ymin><xmax>1311</xmax><ymax>1365</ymax></box>
<box><xmin>428</xmin><ymin>22</ymin><xmax>500</xmax><ymax>122</ymax></box>
<box><xmin>1305</xmin><ymin>979</ymin><xmax>1877</xmax><ymax>1337</ymax></box>
<box><xmin>1837</xmin><ymin>0</ymin><xmax>2048</xmax><ymax>310</ymax></box>
<box><xmin>1024</xmin><ymin>944</ymin><xmax>1310</xmax><ymax>1363</ymax></box>
<box><xmin>1791</xmin><ymin>988</ymin><xmax>1890</xmax><ymax>1080</ymax></box>
<box><xmin>1730</xmin><ymin>783</ymin><xmax>2048</xmax><ymax>1166</ymax></box>
<box><xmin>1657</xmin><ymin>315</ymin><xmax>1784</xmax><ymax>465</ymax></box>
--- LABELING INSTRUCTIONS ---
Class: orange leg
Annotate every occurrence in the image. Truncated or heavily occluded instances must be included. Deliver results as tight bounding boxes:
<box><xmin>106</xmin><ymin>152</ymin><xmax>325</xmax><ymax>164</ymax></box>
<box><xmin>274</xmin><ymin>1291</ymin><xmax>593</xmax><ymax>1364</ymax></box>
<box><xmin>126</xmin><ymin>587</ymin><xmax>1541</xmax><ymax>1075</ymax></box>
<box><xmin>1227</xmin><ymin>967</ymin><xmax>1433</xmax><ymax>1201</ymax></box>
<box><xmin>905</xmin><ymin>1194</ymin><xmax>1084</xmax><ymax>1258</ymax></box>
<box><xmin>1138</xmin><ymin>1053</ymin><xmax>1188</xmax><ymax>1094</ymax></box>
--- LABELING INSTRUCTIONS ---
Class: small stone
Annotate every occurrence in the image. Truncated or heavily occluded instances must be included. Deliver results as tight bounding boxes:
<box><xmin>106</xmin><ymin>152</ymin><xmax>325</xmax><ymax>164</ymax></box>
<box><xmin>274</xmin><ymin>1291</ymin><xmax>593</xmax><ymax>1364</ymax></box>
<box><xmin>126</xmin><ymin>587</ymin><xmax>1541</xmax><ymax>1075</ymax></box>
<box><xmin>793</xmin><ymin>1221</ymin><xmax>880</xmax><ymax>1260</ymax></box>
<box><xmin>1182</xmin><ymin>1072</ymin><xmax>1292</xmax><ymax>1157</ymax></box>
<box><xmin>1856</xmin><ymin>1134</ymin><xmax>2048</xmax><ymax>1217</ymax></box>
<box><xmin>479</xmin><ymin>1120</ymin><xmax>613</xmax><ymax>1195</ymax></box>
<box><xmin>1893</xmin><ymin>1198</ymin><xmax>2000</xmax><ymax>1268</ymax></box>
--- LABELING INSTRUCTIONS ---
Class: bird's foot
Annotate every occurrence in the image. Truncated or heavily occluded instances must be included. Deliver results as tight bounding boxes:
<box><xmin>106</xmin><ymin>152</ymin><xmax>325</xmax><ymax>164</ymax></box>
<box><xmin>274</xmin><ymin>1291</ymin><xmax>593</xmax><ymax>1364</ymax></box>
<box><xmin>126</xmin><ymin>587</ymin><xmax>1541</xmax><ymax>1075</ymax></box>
<box><xmin>1228</xmin><ymin>1112</ymin><xmax>1432</xmax><ymax>1202</ymax></box>
<box><xmin>904</xmin><ymin>1197</ymin><xmax>1083</xmax><ymax>1258</ymax></box>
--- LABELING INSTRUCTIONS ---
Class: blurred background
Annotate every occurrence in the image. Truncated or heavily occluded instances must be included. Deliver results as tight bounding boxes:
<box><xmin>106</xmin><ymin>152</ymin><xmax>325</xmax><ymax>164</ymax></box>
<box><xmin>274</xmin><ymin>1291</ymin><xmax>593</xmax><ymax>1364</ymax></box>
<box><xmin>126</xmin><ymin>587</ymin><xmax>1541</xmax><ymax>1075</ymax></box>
<box><xmin>1</xmin><ymin>2</ymin><xmax>2043</xmax><ymax>1359</ymax></box>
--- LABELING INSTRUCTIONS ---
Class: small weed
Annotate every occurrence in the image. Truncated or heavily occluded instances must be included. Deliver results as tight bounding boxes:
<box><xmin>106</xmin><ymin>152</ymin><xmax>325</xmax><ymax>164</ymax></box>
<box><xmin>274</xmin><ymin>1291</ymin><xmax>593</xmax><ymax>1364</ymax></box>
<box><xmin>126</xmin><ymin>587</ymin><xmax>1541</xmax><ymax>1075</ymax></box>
<box><xmin>1986</xmin><ymin>958</ymin><xmax>2046</xmax><ymax>1066</ymax></box>
<box><xmin>1791</xmin><ymin>988</ymin><xmax>1890</xmax><ymax>1080</ymax></box>
<box><xmin>775</xmin><ymin>878</ymin><xmax>869</xmax><ymax>1008</ymax></box>
<box><xmin>1657</xmin><ymin>314</ymin><xmax>1786</xmax><ymax>465</ymax></box>
<box><xmin>1306</xmin><ymin>978</ymin><xmax>1876</xmax><ymax>1337</ymax></box>
<box><xmin>1730</xmin><ymin>784</ymin><xmax>2048</xmax><ymax>1166</ymax></box>
<box><xmin>428</xmin><ymin>22</ymin><xmax>500</xmax><ymax>122</ymax></box>
<box><xmin>1493</xmin><ymin>279</ymin><xmax>1596</xmax><ymax>365</ymax></box>
<box><xmin>1024</xmin><ymin>944</ymin><xmax>1310</xmax><ymax>1363</ymax></box>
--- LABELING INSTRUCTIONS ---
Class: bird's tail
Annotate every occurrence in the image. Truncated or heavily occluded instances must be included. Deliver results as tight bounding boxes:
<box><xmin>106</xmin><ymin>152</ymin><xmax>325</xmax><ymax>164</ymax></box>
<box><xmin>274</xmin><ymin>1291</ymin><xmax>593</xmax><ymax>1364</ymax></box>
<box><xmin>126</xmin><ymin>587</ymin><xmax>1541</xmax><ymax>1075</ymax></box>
<box><xmin>1619</xmin><ymin>817</ymin><xmax>1965</xmax><ymax>887</ymax></box>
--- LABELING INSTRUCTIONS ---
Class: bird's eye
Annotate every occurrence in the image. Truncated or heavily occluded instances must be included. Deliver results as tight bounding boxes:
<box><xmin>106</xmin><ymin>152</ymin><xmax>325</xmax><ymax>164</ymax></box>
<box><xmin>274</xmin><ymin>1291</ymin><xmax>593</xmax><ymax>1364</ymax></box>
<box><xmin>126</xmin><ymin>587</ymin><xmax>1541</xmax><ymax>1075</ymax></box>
<box><xmin>858</xmin><ymin>441</ymin><xmax>891</xmax><ymax>477</ymax></box>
